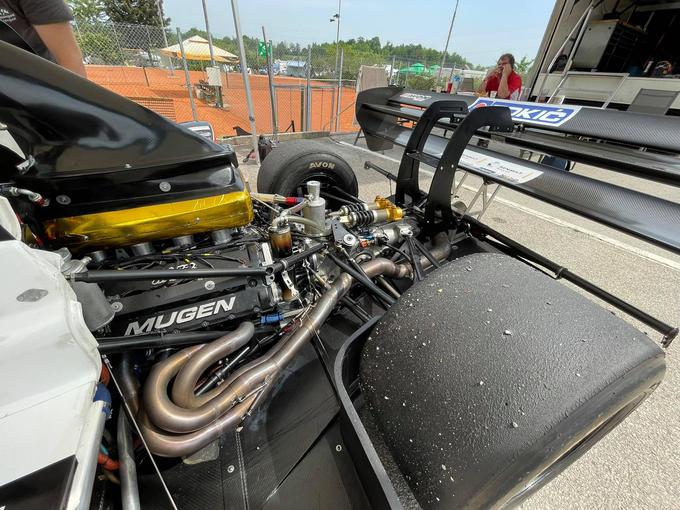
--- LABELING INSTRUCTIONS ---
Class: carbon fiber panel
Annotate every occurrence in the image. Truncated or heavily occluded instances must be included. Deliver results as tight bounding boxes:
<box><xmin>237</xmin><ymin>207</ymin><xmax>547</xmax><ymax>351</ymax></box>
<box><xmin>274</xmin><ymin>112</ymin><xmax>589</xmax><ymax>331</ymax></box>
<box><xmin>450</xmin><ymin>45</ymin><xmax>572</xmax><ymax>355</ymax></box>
<box><xmin>559</xmin><ymin>107</ymin><xmax>680</xmax><ymax>153</ymax></box>
<box><xmin>375</xmin><ymin>88</ymin><xmax>680</xmax><ymax>152</ymax></box>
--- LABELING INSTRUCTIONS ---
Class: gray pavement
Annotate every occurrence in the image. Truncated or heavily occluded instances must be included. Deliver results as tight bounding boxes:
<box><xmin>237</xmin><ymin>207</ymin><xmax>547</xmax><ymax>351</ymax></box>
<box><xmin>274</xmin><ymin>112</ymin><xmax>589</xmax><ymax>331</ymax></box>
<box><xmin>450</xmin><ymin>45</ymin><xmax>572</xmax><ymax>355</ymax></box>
<box><xmin>235</xmin><ymin>134</ymin><xmax>680</xmax><ymax>509</ymax></box>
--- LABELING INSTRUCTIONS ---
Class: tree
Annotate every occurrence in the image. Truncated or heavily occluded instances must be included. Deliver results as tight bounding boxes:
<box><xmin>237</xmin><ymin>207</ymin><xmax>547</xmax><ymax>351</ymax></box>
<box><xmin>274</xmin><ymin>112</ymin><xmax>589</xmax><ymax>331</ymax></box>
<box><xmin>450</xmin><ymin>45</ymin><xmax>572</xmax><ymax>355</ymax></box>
<box><xmin>68</xmin><ymin>0</ymin><xmax>106</xmax><ymax>23</ymax></box>
<box><xmin>515</xmin><ymin>55</ymin><xmax>534</xmax><ymax>75</ymax></box>
<box><xmin>103</xmin><ymin>0</ymin><xmax>169</xmax><ymax>26</ymax></box>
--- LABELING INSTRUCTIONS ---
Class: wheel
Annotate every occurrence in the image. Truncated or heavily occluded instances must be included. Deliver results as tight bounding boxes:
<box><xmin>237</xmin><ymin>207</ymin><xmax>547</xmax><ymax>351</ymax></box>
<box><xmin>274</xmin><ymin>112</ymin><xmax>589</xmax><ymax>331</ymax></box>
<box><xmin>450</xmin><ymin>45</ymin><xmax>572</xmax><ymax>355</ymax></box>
<box><xmin>256</xmin><ymin>140</ymin><xmax>358</xmax><ymax>207</ymax></box>
<box><xmin>361</xmin><ymin>252</ymin><xmax>665</xmax><ymax>509</ymax></box>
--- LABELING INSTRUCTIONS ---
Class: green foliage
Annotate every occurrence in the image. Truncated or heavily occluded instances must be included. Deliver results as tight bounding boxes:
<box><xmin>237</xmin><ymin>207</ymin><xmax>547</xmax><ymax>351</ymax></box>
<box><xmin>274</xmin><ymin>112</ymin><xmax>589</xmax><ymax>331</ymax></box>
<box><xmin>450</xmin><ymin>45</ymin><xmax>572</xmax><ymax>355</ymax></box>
<box><xmin>102</xmin><ymin>0</ymin><xmax>170</xmax><ymax>26</ymax></box>
<box><xmin>68</xmin><ymin>0</ymin><xmax>106</xmax><ymax>23</ymax></box>
<box><xmin>76</xmin><ymin>29</ymin><xmax>124</xmax><ymax>64</ymax></box>
<box><xmin>514</xmin><ymin>55</ymin><xmax>534</xmax><ymax>77</ymax></box>
<box><xmin>404</xmin><ymin>74</ymin><xmax>436</xmax><ymax>91</ymax></box>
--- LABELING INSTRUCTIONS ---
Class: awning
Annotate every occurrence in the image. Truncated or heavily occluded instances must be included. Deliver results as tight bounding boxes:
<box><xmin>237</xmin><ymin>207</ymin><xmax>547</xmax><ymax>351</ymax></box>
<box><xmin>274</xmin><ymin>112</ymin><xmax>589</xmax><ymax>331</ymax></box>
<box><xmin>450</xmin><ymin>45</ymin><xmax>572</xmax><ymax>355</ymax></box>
<box><xmin>160</xmin><ymin>36</ymin><xmax>238</xmax><ymax>63</ymax></box>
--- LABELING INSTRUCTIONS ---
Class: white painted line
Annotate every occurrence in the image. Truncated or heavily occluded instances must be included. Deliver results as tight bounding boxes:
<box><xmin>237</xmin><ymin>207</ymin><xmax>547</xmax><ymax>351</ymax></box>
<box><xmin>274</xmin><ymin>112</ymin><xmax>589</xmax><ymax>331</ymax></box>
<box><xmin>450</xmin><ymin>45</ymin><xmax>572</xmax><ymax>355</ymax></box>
<box><xmin>475</xmin><ymin>191</ymin><xmax>680</xmax><ymax>272</ymax></box>
<box><xmin>333</xmin><ymin>139</ymin><xmax>403</xmax><ymax>165</ymax></box>
<box><xmin>335</xmin><ymin>138</ymin><xmax>680</xmax><ymax>272</ymax></box>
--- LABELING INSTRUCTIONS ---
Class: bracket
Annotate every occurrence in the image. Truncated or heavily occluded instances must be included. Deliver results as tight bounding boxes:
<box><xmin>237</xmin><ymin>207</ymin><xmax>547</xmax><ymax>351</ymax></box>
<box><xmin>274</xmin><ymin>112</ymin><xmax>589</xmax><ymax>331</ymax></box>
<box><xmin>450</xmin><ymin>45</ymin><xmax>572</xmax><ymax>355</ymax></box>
<box><xmin>424</xmin><ymin>106</ymin><xmax>513</xmax><ymax>229</ymax></box>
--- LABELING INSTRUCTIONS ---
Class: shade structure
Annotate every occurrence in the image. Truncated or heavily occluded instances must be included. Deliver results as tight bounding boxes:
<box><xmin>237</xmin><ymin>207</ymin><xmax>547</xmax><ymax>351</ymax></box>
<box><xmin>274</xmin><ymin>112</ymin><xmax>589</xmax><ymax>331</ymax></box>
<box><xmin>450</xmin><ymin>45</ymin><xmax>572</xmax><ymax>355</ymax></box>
<box><xmin>160</xmin><ymin>36</ymin><xmax>238</xmax><ymax>63</ymax></box>
<box><xmin>398</xmin><ymin>63</ymin><xmax>426</xmax><ymax>75</ymax></box>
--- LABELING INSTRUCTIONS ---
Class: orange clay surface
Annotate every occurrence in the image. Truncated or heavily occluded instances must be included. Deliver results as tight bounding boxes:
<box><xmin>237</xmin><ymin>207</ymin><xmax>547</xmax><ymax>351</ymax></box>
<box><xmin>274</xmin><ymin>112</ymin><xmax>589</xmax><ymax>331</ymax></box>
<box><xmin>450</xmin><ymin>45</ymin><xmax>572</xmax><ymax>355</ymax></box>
<box><xmin>86</xmin><ymin>65</ymin><xmax>358</xmax><ymax>138</ymax></box>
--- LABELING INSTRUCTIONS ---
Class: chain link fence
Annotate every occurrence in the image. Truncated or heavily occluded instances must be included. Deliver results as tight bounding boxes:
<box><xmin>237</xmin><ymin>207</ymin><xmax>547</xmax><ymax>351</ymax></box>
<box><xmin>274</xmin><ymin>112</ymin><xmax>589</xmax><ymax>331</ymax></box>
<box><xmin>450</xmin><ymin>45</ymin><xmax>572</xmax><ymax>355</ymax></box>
<box><xmin>74</xmin><ymin>20</ymin><xmax>463</xmax><ymax>140</ymax></box>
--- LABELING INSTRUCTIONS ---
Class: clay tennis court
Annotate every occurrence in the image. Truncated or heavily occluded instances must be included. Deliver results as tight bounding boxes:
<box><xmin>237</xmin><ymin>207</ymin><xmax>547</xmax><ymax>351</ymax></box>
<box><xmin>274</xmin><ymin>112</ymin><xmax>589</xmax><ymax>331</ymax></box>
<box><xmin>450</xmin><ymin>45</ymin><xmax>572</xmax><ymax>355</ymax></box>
<box><xmin>86</xmin><ymin>65</ymin><xmax>358</xmax><ymax>138</ymax></box>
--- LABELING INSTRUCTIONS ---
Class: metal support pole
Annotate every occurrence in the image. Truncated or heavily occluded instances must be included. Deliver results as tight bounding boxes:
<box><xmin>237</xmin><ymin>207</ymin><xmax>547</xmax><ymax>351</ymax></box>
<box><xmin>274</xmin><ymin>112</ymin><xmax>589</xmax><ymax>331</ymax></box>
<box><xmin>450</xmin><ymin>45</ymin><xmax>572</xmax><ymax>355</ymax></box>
<box><xmin>230</xmin><ymin>0</ymin><xmax>259</xmax><ymax>161</ymax></box>
<box><xmin>177</xmin><ymin>28</ymin><xmax>198</xmax><ymax>122</ymax></box>
<box><xmin>437</xmin><ymin>0</ymin><xmax>459</xmax><ymax>88</ymax></box>
<box><xmin>305</xmin><ymin>46</ymin><xmax>312</xmax><ymax>132</ymax></box>
<box><xmin>333</xmin><ymin>0</ymin><xmax>342</xmax><ymax>92</ymax></box>
<box><xmin>262</xmin><ymin>26</ymin><xmax>278</xmax><ymax>139</ymax></box>
<box><xmin>155</xmin><ymin>0</ymin><xmax>173</xmax><ymax>74</ymax></box>
<box><xmin>334</xmin><ymin>48</ymin><xmax>343</xmax><ymax>132</ymax></box>
<box><xmin>145</xmin><ymin>25</ymin><xmax>153</xmax><ymax>64</ymax></box>
<box><xmin>390</xmin><ymin>55</ymin><xmax>396</xmax><ymax>85</ymax></box>
<box><xmin>201</xmin><ymin>0</ymin><xmax>216</xmax><ymax>66</ymax></box>
<box><xmin>300</xmin><ymin>87</ymin><xmax>305</xmax><ymax>132</ymax></box>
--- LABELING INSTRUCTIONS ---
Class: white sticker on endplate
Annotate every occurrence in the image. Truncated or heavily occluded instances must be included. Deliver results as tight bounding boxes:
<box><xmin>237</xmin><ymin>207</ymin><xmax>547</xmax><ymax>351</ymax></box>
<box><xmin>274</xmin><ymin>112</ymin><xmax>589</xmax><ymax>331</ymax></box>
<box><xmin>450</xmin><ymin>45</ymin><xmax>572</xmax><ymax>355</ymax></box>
<box><xmin>460</xmin><ymin>150</ymin><xmax>542</xmax><ymax>184</ymax></box>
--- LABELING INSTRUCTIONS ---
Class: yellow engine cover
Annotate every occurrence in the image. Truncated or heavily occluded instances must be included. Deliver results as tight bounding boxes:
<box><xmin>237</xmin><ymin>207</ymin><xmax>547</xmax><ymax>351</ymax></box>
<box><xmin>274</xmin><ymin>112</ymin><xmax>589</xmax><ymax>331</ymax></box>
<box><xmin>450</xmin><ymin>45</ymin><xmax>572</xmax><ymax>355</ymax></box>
<box><xmin>43</xmin><ymin>191</ymin><xmax>253</xmax><ymax>250</ymax></box>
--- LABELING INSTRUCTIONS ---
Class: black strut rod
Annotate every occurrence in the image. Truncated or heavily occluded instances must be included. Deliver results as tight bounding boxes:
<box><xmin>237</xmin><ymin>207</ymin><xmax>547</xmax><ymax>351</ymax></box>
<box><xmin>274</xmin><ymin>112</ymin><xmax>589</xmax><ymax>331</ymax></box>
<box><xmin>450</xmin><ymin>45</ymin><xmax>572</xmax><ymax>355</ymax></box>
<box><xmin>465</xmin><ymin>216</ymin><xmax>678</xmax><ymax>347</ymax></box>
<box><xmin>70</xmin><ymin>243</ymin><xmax>326</xmax><ymax>283</ymax></box>
<box><xmin>327</xmin><ymin>253</ymin><xmax>397</xmax><ymax>306</ymax></box>
<box><xmin>97</xmin><ymin>331</ymin><xmax>227</xmax><ymax>353</ymax></box>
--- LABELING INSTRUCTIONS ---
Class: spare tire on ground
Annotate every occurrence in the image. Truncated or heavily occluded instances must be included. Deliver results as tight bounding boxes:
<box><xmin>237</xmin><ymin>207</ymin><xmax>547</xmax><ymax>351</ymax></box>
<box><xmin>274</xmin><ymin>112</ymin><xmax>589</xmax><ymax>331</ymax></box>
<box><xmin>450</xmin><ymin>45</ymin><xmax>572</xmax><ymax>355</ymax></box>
<box><xmin>256</xmin><ymin>140</ymin><xmax>358</xmax><ymax>203</ymax></box>
<box><xmin>361</xmin><ymin>252</ymin><xmax>665</xmax><ymax>508</ymax></box>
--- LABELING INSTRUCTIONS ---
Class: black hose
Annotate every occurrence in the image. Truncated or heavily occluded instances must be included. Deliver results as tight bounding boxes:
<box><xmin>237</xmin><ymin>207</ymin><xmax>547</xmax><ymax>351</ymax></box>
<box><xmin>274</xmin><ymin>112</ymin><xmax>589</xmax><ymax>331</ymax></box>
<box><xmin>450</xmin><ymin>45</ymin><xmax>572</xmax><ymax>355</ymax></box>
<box><xmin>327</xmin><ymin>253</ymin><xmax>397</xmax><ymax>306</ymax></box>
<box><xmin>406</xmin><ymin>237</ymin><xmax>424</xmax><ymax>281</ymax></box>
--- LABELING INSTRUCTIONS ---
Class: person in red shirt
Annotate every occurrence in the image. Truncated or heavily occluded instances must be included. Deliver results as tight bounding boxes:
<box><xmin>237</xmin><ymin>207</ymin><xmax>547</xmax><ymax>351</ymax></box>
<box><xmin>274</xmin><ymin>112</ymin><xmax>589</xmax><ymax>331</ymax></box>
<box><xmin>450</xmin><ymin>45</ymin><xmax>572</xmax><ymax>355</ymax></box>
<box><xmin>478</xmin><ymin>53</ymin><xmax>522</xmax><ymax>100</ymax></box>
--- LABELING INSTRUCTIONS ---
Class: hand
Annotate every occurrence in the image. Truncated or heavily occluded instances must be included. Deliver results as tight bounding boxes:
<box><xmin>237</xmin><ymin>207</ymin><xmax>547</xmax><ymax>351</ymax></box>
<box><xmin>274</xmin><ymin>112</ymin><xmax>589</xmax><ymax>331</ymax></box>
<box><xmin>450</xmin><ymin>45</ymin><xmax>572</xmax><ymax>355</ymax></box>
<box><xmin>486</xmin><ymin>67</ymin><xmax>499</xmax><ymax>78</ymax></box>
<box><xmin>500</xmin><ymin>63</ymin><xmax>512</xmax><ymax>77</ymax></box>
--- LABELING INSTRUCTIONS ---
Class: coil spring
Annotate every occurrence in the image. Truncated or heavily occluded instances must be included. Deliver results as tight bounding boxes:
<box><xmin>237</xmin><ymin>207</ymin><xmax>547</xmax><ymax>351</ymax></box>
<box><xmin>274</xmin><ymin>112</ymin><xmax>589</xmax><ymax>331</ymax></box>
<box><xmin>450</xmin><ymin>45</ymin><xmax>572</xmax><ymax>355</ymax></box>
<box><xmin>343</xmin><ymin>203</ymin><xmax>368</xmax><ymax>213</ymax></box>
<box><xmin>349</xmin><ymin>210</ymin><xmax>375</xmax><ymax>227</ymax></box>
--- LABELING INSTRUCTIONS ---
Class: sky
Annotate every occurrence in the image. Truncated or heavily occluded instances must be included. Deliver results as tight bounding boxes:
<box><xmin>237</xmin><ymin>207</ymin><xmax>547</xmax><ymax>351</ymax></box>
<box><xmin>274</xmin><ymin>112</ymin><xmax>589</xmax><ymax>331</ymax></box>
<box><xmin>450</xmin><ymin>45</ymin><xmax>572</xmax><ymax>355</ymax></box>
<box><xmin>162</xmin><ymin>0</ymin><xmax>556</xmax><ymax>66</ymax></box>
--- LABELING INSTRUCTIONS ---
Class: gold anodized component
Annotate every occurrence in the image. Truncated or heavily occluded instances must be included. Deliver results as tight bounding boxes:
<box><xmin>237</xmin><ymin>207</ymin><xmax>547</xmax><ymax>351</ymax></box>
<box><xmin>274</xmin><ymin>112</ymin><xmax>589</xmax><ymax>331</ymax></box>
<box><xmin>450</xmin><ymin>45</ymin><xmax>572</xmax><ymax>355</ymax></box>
<box><xmin>43</xmin><ymin>191</ymin><xmax>253</xmax><ymax>250</ymax></box>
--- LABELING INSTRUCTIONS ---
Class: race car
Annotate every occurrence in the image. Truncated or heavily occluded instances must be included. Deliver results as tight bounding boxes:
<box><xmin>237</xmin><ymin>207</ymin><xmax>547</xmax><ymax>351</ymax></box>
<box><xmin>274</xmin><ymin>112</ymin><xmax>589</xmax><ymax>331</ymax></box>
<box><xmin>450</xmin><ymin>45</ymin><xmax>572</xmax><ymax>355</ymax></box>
<box><xmin>0</xmin><ymin>35</ymin><xmax>678</xmax><ymax>510</ymax></box>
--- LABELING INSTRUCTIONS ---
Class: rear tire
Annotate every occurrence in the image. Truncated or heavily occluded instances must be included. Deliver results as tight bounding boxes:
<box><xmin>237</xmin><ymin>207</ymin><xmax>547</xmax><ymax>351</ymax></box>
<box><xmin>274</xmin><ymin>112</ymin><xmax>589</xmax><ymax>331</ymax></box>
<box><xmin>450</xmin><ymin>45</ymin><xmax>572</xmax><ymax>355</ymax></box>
<box><xmin>361</xmin><ymin>252</ymin><xmax>665</xmax><ymax>509</ymax></box>
<box><xmin>256</xmin><ymin>140</ymin><xmax>358</xmax><ymax>203</ymax></box>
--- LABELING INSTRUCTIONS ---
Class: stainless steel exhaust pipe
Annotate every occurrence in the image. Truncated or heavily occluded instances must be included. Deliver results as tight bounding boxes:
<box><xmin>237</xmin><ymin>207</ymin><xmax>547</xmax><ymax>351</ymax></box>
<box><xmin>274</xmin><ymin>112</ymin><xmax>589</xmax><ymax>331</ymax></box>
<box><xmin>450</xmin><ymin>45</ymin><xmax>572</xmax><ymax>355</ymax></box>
<box><xmin>117</xmin><ymin>408</ymin><xmax>141</xmax><ymax>510</ymax></box>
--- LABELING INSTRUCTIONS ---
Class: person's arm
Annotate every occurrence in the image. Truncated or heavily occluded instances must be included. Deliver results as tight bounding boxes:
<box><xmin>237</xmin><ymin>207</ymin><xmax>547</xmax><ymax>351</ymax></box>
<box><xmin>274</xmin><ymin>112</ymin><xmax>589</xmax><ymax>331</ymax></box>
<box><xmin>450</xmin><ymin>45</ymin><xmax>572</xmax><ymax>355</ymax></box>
<box><xmin>497</xmin><ymin>63</ymin><xmax>512</xmax><ymax>99</ymax></box>
<box><xmin>476</xmin><ymin>76</ymin><xmax>489</xmax><ymax>95</ymax></box>
<box><xmin>34</xmin><ymin>23</ymin><xmax>86</xmax><ymax>77</ymax></box>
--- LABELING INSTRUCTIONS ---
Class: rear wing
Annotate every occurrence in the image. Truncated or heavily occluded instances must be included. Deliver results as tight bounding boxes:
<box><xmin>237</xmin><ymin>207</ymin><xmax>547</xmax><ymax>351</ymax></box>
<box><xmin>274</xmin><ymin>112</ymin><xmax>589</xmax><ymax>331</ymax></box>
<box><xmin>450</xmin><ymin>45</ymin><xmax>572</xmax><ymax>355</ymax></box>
<box><xmin>357</xmin><ymin>87</ymin><xmax>680</xmax><ymax>184</ymax></box>
<box><xmin>355</xmin><ymin>86</ymin><xmax>680</xmax><ymax>254</ymax></box>
<box><xmin>355</xmin><ymin>86</ymin><xmax>680</xmax><ymax>344</ymax></box>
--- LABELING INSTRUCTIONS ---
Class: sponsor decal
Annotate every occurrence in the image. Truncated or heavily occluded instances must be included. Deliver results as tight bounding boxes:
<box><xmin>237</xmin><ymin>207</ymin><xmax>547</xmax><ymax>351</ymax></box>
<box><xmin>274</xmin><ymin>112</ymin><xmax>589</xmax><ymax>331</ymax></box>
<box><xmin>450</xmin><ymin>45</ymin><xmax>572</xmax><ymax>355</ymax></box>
<box><xmin>400</xmin><ymin>92</ymin><xmax>432</xmax><ymax>102</ymax></box>
<box><xmin>309</xmin><ymin>161</ymin><xmax>335</xmax><ymax>170</ymax></box>
<box><xmin>470</xmin><ymin>98</ymin><xmax>580</xmax><ymax>127</ymax></box>
<box><xmin>460</xmin><ymin>150</ymin><xmax>542</xmax><ymax>184</ymax></box>
<box><xmin>124</xmin><ymin>296</ymin><xmax>236</xmax><ymax>335</ymax></box>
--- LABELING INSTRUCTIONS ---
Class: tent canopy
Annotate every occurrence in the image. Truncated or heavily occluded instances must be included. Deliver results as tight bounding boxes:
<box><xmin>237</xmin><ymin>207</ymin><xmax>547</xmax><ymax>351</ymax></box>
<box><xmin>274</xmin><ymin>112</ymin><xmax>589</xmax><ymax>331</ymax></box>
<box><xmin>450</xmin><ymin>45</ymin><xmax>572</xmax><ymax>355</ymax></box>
<box><xmin>398</xmin><ymin>63</ymin><xmax>426</xmax><ymax>75</ymax></box>
<box><xmin>160</xmin><ymin>36</ymin><xmax>238</xmax><ymax>63</ymax></box>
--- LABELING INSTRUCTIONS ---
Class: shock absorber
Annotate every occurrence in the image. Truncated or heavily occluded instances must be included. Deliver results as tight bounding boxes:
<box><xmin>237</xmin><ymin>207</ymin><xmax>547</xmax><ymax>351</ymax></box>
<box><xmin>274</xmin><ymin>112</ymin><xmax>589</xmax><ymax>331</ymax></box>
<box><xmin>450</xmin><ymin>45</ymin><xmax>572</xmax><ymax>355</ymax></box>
<box><xmin>342</xmin><ymin>207</ymin><xmax>404</xmax><ymax>227</ymax></box>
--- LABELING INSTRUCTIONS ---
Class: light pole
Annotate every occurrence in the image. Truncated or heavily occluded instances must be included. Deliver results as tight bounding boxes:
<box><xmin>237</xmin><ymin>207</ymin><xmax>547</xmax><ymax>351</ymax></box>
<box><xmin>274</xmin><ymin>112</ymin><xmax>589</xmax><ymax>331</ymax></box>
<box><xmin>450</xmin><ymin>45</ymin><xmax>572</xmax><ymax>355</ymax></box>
<box><xmin>230</xmin><ymin>0</ymin><xmax>259</xmax><ymax>162</ymax></box>
<box><xmin>437</xmin><ymin>0</ymin><xmax>459</xmax><ymax>90</ymax></box>
<box><xmin>156</xmin><ymin>0</ymin><xmax>174</xmax><ymax>74</ymax></box>
<box><xmin>330</xmin><ymin>0</ymin><xmax>341</xmax><ymax>131</ymax></box>
<box><xmin>330</xmin><ymin>0</ymin><xmax>341</xmax><ymax>78</ymax></box>
<box><xmin>201</xmin><ymin>0</ymin><xmax>216</xmax><ymax>66</ymax></box>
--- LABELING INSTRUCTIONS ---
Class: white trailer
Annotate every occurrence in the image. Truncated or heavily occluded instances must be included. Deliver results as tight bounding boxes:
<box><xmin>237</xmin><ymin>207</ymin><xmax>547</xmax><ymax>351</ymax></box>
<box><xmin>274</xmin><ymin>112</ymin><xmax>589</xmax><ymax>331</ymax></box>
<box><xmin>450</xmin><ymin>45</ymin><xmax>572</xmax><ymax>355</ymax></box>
<box><xmin>526</xmin><ymin>0</ymin><xmax>680</xmax><ymax>114</ymax></box>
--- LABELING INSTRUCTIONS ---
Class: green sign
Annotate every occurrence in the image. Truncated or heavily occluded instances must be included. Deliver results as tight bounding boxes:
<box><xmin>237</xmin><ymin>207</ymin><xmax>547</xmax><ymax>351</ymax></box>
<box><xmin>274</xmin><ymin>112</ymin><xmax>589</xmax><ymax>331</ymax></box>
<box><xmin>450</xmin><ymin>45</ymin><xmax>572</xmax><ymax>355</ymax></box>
<box><xmin>257</xmin><ymin>41</ymin><xmax>272</xmax><ymax>58</ymax></box>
